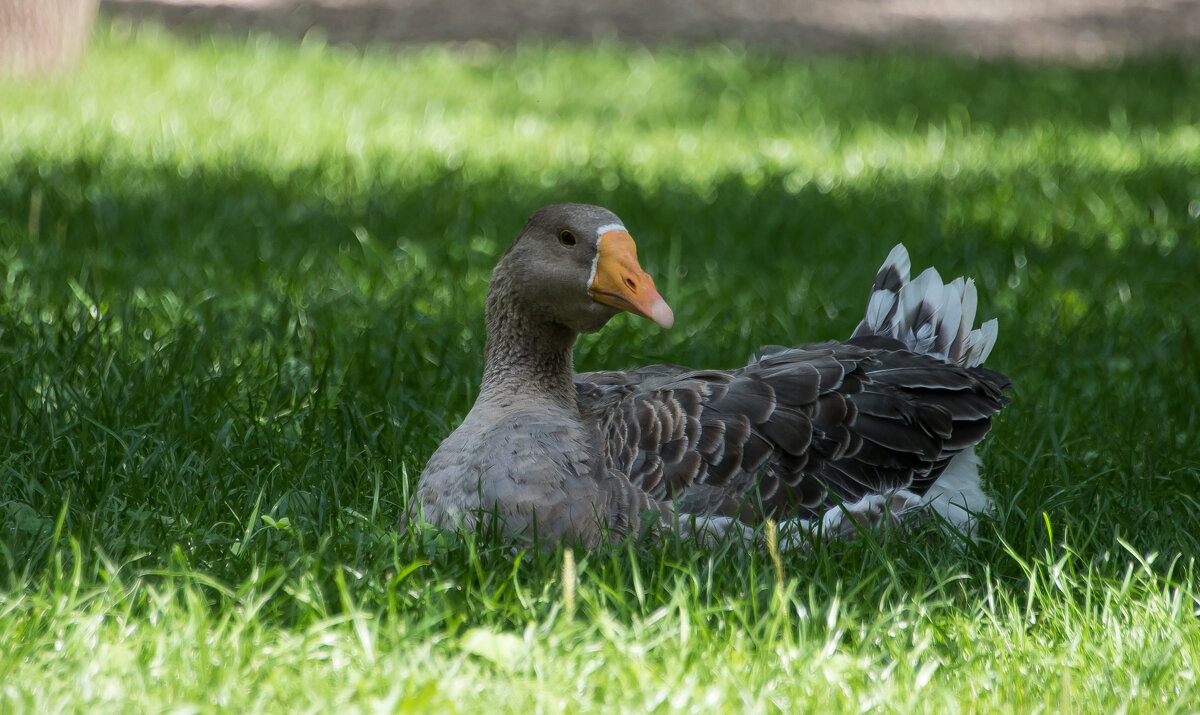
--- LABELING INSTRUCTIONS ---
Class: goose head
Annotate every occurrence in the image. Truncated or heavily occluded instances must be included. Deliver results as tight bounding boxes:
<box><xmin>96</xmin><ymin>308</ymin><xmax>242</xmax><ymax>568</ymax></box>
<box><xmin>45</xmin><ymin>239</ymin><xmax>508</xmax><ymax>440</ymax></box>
<box><xmin>490</xmin><ymin>204</ymin><xmax>674</xmax><ymax>334</ymax></box>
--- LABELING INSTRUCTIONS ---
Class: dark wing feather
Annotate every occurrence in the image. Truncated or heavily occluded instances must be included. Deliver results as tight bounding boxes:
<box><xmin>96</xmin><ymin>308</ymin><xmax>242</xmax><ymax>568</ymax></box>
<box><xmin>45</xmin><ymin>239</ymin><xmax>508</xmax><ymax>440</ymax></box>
<box><xmin>823</xmin><ymin>341</ymin><xmax>1012</xmax><ymax>500</ymax></box>
<box><xmin>577</xmin><ymin>340</ymin><xmax>1010</xmax><ymax>523</ymax></box>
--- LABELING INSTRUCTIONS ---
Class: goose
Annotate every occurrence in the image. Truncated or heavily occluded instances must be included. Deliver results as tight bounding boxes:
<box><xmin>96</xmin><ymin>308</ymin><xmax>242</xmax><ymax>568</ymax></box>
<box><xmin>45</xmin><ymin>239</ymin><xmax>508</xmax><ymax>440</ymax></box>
<box><xmin>416</xmin><ymin>204</ymin><xmax>1011</xmax><ymax>549</ymax></box>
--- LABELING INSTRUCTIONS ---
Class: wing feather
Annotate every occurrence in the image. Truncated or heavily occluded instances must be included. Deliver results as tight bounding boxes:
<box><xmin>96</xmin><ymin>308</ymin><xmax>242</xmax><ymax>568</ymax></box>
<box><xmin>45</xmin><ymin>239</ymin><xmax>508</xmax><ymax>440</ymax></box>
<box><xmin>577</xmin><ymin>335</ymin><xmax>1009</xmax><ymax>524</ymax></box>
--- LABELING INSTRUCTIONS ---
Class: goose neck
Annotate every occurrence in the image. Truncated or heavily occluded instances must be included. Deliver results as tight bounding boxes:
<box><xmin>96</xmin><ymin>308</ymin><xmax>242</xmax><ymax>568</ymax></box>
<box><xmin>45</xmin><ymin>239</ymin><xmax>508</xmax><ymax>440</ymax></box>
<box><xmin>479</xmin><ymin>291</ymin><xmax>578</xmax><ymax>408</ymax></box>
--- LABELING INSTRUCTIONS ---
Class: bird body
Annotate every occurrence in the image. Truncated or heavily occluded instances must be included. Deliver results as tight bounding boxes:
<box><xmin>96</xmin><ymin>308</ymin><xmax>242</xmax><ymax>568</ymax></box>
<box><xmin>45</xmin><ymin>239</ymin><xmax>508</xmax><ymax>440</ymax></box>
<box><xmin>416</xmin><ymin>204</ymin><xmax>1010</xmax><ymax>549</ymax></box>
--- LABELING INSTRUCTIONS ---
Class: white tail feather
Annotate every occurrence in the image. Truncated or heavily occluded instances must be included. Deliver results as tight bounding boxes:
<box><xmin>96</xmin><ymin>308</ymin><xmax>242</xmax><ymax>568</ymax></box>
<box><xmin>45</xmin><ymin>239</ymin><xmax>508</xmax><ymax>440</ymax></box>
<box><xmin>960</xmin><ymin>279</ymin><xmax>978</xmax><ymax>336</ymax></box>
<box><xmin>863</xmin><ymin>290</ymin><xmax>895</xmax><ymax>334</ymax></box>
<box><xmin>961</xmin><ymin>318</ymin><xmax>998</xmax><ymax>367</ymax></box>
<box><xmin>933</xmin><ymin>279</ymin><xmax>962</xmax><ymax>361</ymax></box>
<box><xmin>880</xmin><ymin>244</ymin><xmax>911</xmax><ymax>284</ymax></box>
<box><xmin>901</xmin><ymin>267</ymin><xmax>944</xmax><ymax>355</ymax></box>
<box><xmin>853</xmin><ymin>244</ymin><xmax>909</xmax><ymax>337</ymax></box>
<box><xmin>853</xmin><ymin>244</ymin><xmax>998</xmax><ymax>368</ymax></box>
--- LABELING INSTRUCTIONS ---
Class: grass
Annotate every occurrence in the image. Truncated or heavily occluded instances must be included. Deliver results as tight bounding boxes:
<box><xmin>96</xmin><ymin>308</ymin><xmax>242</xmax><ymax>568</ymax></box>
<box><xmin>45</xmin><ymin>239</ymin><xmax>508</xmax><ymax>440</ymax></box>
<box><xmin>1</xmin><ymin>17</ymin><xmax>1199</xmax><ymax>712</ymax></box>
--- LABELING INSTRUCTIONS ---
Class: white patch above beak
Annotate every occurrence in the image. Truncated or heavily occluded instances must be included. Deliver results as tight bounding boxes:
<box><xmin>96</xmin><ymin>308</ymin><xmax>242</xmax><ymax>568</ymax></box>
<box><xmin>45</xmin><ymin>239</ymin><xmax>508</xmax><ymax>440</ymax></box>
<box><xmin>595</xmin><ymin>223</ymin><xmax>626</xmax><ymax>238</ymax></box>
<box><xmin>589</xmin><ymin>223</ymin><xmax>627</xmax><ymax>296</ymax></box>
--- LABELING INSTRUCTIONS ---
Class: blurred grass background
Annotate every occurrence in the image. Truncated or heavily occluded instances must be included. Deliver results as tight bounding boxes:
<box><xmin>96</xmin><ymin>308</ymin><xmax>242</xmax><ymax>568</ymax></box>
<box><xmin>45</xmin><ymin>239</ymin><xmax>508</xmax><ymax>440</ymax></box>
<box><xmin>1</xmin><ymin>12</ymin><xmax>1199</xmax><ymax>712</ymax></box>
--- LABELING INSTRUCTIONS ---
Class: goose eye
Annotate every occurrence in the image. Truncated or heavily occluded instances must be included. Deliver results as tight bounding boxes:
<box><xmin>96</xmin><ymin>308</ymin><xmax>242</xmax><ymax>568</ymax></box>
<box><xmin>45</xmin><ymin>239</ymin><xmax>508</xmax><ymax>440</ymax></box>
<box><xmin>558</xmin><ymin>229</ymin><xmax>577</xmax><ymax>247</ymax></box>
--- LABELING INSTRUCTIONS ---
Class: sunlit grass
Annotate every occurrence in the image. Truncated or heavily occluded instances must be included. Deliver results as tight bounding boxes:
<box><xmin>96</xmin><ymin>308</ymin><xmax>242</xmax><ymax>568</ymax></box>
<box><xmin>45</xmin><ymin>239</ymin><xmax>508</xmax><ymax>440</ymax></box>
<box><xmin>1</xmin><ymin>18</ymin><xmax>1199</xmax><ymax>712</ymax></box>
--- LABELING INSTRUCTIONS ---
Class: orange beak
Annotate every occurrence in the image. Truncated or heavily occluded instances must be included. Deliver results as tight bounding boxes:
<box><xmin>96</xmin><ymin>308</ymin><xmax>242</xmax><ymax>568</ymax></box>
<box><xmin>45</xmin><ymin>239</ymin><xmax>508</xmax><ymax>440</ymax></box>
<box><xmin>589</xmin><ymin>230</ymin><xmax>674</xmax><ymax>329</ymax></box>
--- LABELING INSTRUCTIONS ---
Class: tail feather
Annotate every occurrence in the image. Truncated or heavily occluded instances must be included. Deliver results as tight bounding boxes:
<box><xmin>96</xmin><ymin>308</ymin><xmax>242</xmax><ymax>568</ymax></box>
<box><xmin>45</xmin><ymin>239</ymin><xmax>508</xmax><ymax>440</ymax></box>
<box><xmin>932</xmin><ymin>277</ymin><xmax>963</xmax><ymax>361</ymax></box>
<box><xmin>873</xmin><ymin>243</ymin><xmax>911</xmax><ymax>293</ymax></box>
<box><xmin>899</xmin><ymin>267</ymin><xmax>944</xmax><ymax>356</ymax></box>
<box><xmin>962</xmin><ymin>318</ymin><xmax>998</xmax><ymax>367</ymax></box>
<box><xmin>853</xmin><ymin>244</ymin><xmax>998</xmax><ymax>368</ymax></box>
<box><xmin>854</xmin><ymin>243</ymin><xmax>911</xmax><ymax>338</ymax></box>
<box><xmin>951</xmin><ymin>278</ymin><xmax>978</xmax><ymax>364</ymax></box>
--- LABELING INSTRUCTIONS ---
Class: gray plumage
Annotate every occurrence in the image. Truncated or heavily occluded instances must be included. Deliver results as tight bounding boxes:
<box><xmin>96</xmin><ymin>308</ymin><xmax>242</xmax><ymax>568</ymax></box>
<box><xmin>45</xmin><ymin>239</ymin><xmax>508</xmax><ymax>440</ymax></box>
<box><xmin>416</xmin><ymin>205</ymin><xmax>1011</xmax><ymax>548</ymax></box>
